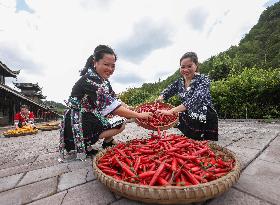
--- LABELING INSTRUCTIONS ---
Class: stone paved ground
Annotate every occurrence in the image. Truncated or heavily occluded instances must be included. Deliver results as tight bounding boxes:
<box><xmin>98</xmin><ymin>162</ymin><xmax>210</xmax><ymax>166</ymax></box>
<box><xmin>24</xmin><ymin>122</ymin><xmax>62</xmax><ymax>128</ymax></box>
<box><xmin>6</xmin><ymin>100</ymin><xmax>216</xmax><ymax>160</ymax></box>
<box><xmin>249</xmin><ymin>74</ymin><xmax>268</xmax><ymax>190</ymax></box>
<box><xmin>0</xmin><ymin>120</ymin><xmax>279</xmax><ymax>205</ymax></box>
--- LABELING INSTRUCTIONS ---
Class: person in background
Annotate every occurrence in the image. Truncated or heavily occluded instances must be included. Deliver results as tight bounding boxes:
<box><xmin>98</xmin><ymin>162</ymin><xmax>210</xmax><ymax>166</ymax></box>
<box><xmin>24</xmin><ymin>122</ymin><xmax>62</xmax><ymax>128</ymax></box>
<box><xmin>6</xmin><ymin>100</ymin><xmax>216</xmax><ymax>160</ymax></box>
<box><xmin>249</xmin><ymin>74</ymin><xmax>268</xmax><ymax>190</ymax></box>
<box><xmin>14</xmin><ymin>105</ymin><xmax>35</xmax><ymax>129</ymax></box>
<box><xmin>156</xmin><ymin>52</ymin><xmax>218</xmax><ymax>141</ymax></box>
<box><xmin>60</xmin><ymin>45</ymin><xmax>152</xmax><ymax>159</ymax></box>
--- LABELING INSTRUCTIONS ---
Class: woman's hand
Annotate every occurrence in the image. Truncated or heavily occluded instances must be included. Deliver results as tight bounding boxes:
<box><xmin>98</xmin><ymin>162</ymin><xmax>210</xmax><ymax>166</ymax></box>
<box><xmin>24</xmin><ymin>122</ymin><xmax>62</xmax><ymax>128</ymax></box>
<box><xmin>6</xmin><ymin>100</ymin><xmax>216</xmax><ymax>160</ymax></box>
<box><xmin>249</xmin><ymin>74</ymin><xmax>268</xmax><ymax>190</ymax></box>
<box><xmin>156</xmin><ymin>109</ymin><xmax>174</xmax><ymax>116</ymax></box>
<box><xmin>155</xmin><ymin>95</ymin><xmax>164</xmax><ymax>103</ymax></box>
<box><xmin>137</xmin><ymin>112</ymin><xmax>153</xmax><ymax>120</ymax></box>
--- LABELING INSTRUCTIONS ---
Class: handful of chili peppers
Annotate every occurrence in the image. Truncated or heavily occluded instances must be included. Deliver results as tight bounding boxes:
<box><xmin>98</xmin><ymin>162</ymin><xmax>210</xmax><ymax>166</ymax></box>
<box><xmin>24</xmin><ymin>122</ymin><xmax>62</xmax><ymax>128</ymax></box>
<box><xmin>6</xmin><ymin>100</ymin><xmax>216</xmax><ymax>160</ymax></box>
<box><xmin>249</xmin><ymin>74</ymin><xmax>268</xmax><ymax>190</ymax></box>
<box><xmin>135</xmin><ymin>102</ymin><xmax>178</xmax><ymax>129</ymax></box>
<box><xmin>97</xmin><ymin>129</ymin><xmax>235</xmax><ymax>186</ymax></box>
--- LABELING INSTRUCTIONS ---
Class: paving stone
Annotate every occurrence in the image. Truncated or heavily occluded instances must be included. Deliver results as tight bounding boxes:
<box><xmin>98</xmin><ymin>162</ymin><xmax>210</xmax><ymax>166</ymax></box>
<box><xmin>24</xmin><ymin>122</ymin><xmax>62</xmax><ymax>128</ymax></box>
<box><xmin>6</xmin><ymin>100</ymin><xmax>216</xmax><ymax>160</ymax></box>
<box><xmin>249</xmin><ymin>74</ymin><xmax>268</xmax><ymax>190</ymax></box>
<box><xmin>113</xmin><ymin>193</ymin><xmax>122</xmax><ymax>200</ymax></box>
<box><xmin>206</xmin><ymin>188</ymin><xmax>272</xmax><ymax>205</ymax></box>
<box><xmin>18</xmin><ymin>163</ymin><xmax>69</xmax><ymax>186</ymax></box>
<box><xmin>0</xmin><ymin>164</ymin><xmax>31</xmax><ymax>178</ymax></box>
<box><xmin>0</xmin><ymin>156</ymin><xmax>38</xmax><ymax>170</ymax></box>
<box><xmin>58</xmin><ymin>168</ymin><xmax>90</xmax><ymax>191</ymax></box>
<box><xmin>259</xmin><ymin>143</ymin><xmax>280</xmax><ymax>164</ymax></box>
<box><xmin>86</xmin><ymin>167</ymin><xmax>96</xmax><ymax>182</ymax></box>
<box><xmin>0</xmin><ymin>155</ymin><xmax>61</xmax><ymax>178</ymax></box>
<box><xmin>226</xmin><ymin>144</ymin><xmax>261</xmax><ymax>168</ymax></box>
<box><xmin>269</xmin><ymin>134</ymin><xmax>280</xmax><ymax>145</ymax></box>
<box><xmin>13</xmin><ymin>149</ymin><xmax>42</xmax><ymax>160</ymax></box>
<box><xmin>192</xmin><ymin>202</ymin><xmax>205</xmax><ymax>205</ymax></box>
<box><xmin>111</xmin><ymin>198</ymin><xmax>147</xmax><ymax>205</ymax></box>
<box><xmin>67</xmin><ymin>159</ymin><xmax>92</xmax><ymax>171</ymax></box>
<box><xmin>234</xmin><ymin>159</ymin><xmax>280</xmax><ymax>205</ymax></box>
<box><xmin>108</xmin><ymin>196</ymin><xmax>205</xmax><ymax>205</ymax></box>
<box><xmin>62</xmin><ymin>180</ymin><xmax>115</xmax><ymax>205</ymax></box>
<box><xmin>31</xmin><ymin>156</ymin><xmax>61</xmax><ymax>168</ymax></box>
<box><xmin>35</xmin><ymin>152</ymin><xmax>60</xmax><ymax>162</ymax></box>
<box><xmin>232</xmin><ymin>130</ymin><xmax>276</xmax><ymax>150</ymax></box>
<box><xmin>215</xmin><ymin>134</ymin><xmax>243</xmax><ymax>147</ymax></box>
<box><xmin>28</xmin><ymin>191</ymin><xmax>67</xmax><ymax>205</ymax></box>
<box><xmin>0</xmin><ymin>173</ymin><xmax>24</xmax><ymax>192</ymax></box>
<box><xmin>0</xmin><ymin>177</ymin><xmax>57</xmax><ymax>205</ymax></box>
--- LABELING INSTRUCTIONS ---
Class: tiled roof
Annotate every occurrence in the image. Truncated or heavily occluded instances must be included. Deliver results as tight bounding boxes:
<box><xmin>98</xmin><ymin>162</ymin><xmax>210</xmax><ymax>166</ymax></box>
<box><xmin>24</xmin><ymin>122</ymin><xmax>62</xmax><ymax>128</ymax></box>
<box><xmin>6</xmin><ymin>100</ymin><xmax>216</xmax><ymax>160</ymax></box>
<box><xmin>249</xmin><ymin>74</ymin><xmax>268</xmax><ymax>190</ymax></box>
<box><xmin>0</xmin><ymin>60</ymin><xmax>20</xmax><ymax>78</ymax></box>
<box><xmin>13</xmin><ymin>82</ymin><xmax>41</xmax><ymax>91</ymax></box>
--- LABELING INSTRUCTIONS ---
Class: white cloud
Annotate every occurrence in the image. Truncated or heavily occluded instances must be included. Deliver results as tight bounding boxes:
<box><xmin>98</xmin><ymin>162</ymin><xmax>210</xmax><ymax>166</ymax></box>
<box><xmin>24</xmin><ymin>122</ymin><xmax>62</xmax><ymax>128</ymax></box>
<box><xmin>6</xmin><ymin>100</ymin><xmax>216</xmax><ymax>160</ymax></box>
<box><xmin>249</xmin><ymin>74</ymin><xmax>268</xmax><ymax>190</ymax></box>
<box><xmin>0</xmin><ymin>0</ymin><xmax>270</xmax><ymax>104</ymax></box>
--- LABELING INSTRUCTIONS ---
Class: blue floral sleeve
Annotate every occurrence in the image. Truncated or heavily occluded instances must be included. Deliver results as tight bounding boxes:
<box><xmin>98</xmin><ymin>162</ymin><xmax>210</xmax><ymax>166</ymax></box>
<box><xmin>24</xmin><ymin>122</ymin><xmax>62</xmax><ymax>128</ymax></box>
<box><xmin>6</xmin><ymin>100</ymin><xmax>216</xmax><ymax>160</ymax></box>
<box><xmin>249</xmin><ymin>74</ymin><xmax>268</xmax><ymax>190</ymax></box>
<box><xmin>161</xmin><ymin>80</ymin><xmax>179</xmax><ymax>100</ymax></box>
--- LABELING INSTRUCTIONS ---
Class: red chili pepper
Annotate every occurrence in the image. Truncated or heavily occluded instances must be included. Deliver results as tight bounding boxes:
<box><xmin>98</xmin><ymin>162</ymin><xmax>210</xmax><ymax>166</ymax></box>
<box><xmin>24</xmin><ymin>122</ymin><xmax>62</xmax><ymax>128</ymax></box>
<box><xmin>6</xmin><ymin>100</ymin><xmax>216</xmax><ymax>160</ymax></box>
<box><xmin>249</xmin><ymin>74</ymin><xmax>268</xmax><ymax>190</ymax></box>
<box><xmin>192</xmin><ymin>174</ymin><xmax>207</xmax><ymax>183</ymax></box>
<box><xmin>174</xmin><ymin>141</ymin><xmax>190</xmax><ymax>148</ymax></box>
<box><xmin>193</xmin><ymin>148</ymin><xmax>208</xmax><ymax>156</ymax></box>
<box><xmin>171</xmin><ymin>158</ymin><xmax>177</xmax><ymax>172</ymax></box>
<box><xmin>190</xmin><ymin>166</ymin><xmax>201</xmax><ymax>172</ymax></box>
<box><xmin>102</xmin><ymin>169</ymin><xmax>118</xmax><ymax>176</ymax></box>
<box><xmin>149</xmin><ymin>161</ymin><xmax>165</xmax><ymax>186</ymax></box>
<box><xmin>98</xmin><ymin>162</ymin><xmax>111</xmax><ymax>166</ymax></box>
<box><xmin>139</xmin><ymin>149</ymin><xmax>154</xmax><ymax>154</ymax></box>
<box><xmin>138</xmin><ymin>171</ymin><xmax>156</xmax><ymax>179</ymax></box>
<box><xmin>181</xmin><ymin>169</ymin><xmax>199</xmax><ymax>185</ymax></box>
<box><xmin>180</xmin><ymin>174</ymin><xmax>189</xmax><ymax>186</ymax></box>
<box><xmin>113</xmin><ymin>175</ymin><xmax>122</xmax><ymax>180</ymax></box>
<box><xmin>157</xmin><ymin>177</ymin><xmax>169</xmax><ymax>186</ymax></box>
<box><xmin>115</xmin><ymin>148</ymin><xmax>133</xmax><ymax>166</ymax></box>
<box><xmin>166</xmin><ymin>147</ymin><xmax>180</xmax><ymax>152</ymax></box>
<box><xmin>159</xmin><ymin>156</ymin><xmax>168</xmax><ymax>161</ymax></box>
<box><xmin>214</xmin><ymin>172</ymin><xmax>228</xmax><ymax>178</ymax></box>
<box><xmin>176</xmin><ymin>158</ymin><xmax>191</xmax><ymax>170</ymax></box>
<box><xmin>174</xmin><ymin>169</ymin><xmax>182</xmax><ymax>181</ymax></box>
<box><xmin>176</xmin><ymin>177</ymin><xmax>182</xmax><ymax>186</ymax></box>
<box><xmin>98</xmin><ymin>165</ymin><xmax>111</xmax><ymax>170</ymax></box>
<box><xmin>155</xmin><ymin>160</ymin><xmax>171</xmax><ymax>169</ymax></box>
<box><xmin>133</xmin><ymin>156</ymin><xmax>141</xmax><ymax>173</ymax></box>
<box><xmin>217</xmin><ymin>158</ymin><xmax>231</xmax><ymax>167</ymax></box>
<box><xmin>149</xmin><ymin>163</ymin><xmax>157</xmax><ymax>171</ymax></box>
<box><xmin>212</xmin><ymin>168</ymin><xmax>229</xmax><ymax>173</ymax></box>
<box><xmin>115</xmin><ymin>157</ymin><xmax>136</xmax><ymax>177</ymax></box>
<box><xmin>174</xmin><ymin>153</ymin><xmax>196</xmax><ymax>160</ymax></box>
<box><xmin>165</xmin><ymin>171</ymin><xmax>172</xmax><ymax>181</ymax></box>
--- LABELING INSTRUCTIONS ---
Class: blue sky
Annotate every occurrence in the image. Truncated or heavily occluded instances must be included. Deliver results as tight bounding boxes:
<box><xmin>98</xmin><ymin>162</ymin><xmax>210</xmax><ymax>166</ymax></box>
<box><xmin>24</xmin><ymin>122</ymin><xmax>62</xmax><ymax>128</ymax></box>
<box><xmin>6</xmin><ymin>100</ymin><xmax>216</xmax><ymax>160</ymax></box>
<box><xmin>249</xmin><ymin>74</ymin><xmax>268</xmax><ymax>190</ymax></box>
<box><xmin>0</xmin><ymin>0</ymin><xmax>278</xmax><ymax>103</ymax></box>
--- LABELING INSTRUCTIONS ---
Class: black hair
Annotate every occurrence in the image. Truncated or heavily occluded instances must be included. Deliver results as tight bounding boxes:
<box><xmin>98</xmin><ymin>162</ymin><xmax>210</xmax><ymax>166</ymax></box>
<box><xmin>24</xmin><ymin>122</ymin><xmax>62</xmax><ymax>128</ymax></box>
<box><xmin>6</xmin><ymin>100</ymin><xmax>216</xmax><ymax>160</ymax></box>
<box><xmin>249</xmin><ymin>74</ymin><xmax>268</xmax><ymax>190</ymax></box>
<box><xmin>80</xmin><ymin>45</ymin><xmax>117</xmax><ymax>76</ymax></box>
<box><xmin>80</xmin><ymin>55</ymin><xmax>94</xmax><ymax>76</ymax></box>
<box><xmin>180</xmin><ymin>52</ymin><xmax>198</xmax><ymax>64</ymax></box>
<box><xmin>179</xmin><ymin>52</ymin><xmax>199</xmax><ymax>72</ymax></box>
<box><xmin>20</xmin><ymin>104</ymin><xmax>29</xmax><ymax>109</ymax></box>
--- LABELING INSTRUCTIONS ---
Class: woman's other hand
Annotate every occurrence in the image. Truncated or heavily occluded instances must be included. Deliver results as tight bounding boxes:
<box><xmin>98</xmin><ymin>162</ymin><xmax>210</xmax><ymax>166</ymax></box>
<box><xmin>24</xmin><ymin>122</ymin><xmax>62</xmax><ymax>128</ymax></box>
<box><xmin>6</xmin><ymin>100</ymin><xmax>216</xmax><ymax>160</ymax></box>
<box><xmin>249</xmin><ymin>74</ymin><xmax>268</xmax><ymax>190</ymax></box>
<box><xmin>156</xmin><ymin>109</ymin><xmax>173</xmax><ymax>116</ymax></box>
<box><xmin>137</xmin><ymin>112</ymin><xmax>153</xmax><ymax>120</ymax></box>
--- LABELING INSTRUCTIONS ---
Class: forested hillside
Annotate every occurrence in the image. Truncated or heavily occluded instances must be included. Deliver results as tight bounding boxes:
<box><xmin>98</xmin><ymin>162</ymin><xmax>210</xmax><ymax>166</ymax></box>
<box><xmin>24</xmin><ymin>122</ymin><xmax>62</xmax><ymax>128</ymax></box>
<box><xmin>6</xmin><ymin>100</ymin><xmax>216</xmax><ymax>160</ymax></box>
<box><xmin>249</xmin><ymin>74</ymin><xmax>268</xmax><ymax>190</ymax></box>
<box><xmin>119</xmin><ymin>2</ymin><xmax>280</xmax><ymax>119</ymax></box>
<box><xmin>43</xmin><ymin>100</ymin><xmax>67</xmax><ymax>115</ymax></box>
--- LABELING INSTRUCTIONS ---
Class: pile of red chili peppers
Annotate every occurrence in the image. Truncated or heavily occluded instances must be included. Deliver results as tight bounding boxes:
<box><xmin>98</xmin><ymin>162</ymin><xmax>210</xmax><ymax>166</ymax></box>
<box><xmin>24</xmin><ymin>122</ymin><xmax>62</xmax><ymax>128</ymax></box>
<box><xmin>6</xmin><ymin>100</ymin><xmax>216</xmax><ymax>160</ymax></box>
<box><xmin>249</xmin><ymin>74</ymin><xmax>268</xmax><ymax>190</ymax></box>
<box><xmin>97</xmin><ymin>129</ymin><xmax>235</xmax><ymax>186</ymax></box>
<box><xmin>136</xmin><ymin>103</ymin><xmax>178</xmax><ymax>128</ymax></box>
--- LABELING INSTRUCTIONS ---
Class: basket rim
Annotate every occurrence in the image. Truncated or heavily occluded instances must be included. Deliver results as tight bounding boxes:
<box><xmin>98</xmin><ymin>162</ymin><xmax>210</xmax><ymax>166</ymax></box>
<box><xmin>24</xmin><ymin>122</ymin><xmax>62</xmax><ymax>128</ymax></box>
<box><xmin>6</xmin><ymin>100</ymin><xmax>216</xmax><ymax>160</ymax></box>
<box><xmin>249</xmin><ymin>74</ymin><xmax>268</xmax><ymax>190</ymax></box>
<box><xmin>92</xmin><ymin>142</ymin><xmax>241</xmax><ymax>191</ymax></box>
<box><xmin>3</xmin><ymin>130</ymin><xmax>38</xmax><ymax>137</ymax></box>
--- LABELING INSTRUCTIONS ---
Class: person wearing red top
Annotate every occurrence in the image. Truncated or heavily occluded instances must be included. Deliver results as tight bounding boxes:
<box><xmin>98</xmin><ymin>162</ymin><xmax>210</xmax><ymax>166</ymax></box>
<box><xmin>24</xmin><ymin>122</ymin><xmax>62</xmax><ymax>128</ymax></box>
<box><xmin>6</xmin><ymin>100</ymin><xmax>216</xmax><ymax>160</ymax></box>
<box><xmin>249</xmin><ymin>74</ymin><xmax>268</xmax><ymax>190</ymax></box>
<box><xmin>14</xmin><ymin>105</ymin><xmax>35</xmax><ymax>128</ymax></box>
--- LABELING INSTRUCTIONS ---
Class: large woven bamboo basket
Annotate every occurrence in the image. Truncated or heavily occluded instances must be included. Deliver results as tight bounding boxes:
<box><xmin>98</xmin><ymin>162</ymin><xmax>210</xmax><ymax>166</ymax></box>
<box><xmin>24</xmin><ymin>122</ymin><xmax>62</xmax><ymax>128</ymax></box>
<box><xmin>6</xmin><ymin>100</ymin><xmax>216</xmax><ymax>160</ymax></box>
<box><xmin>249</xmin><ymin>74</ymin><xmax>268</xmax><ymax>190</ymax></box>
<box><xmin>3</xmin><ymin>129</ymin><xmax>38</xmax><ymax>137</ymax></box>
<box><xmin>135</xmin><ymin>102</ymin><xmax>179</xmax><ymax>131</ymax></box>
<box><xmin>92</xmin><ymin>143</ymin><xmax>241</xmax><ymax>204</ymax></box>
<box><xmin>3</xmin><ymin>133</ymin><xmax>21</xmax><ymax>137</ymax></box>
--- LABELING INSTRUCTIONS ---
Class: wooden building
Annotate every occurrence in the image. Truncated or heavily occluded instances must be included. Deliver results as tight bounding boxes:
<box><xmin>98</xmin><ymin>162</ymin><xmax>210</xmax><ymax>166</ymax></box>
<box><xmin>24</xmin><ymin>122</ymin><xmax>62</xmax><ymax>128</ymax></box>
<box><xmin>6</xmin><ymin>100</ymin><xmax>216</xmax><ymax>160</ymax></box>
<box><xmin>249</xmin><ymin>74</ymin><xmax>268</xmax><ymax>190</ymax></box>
<box><xmin>0</xmin><ymin>60</ymin><xmax>60</xmax><ymax>126</ymax></box>
<box><xmin>13</xmin><ymin>82</ymin><xmax>46</xmax><ymax>103</ymax></box>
